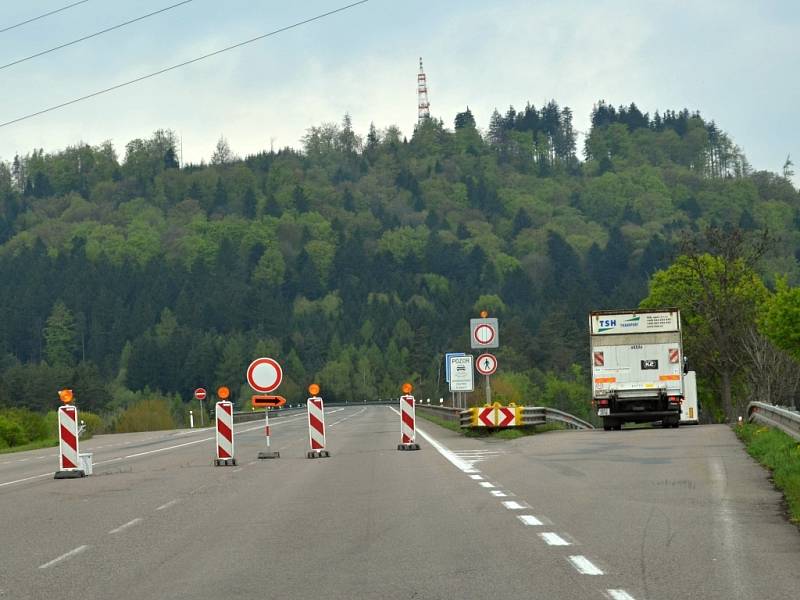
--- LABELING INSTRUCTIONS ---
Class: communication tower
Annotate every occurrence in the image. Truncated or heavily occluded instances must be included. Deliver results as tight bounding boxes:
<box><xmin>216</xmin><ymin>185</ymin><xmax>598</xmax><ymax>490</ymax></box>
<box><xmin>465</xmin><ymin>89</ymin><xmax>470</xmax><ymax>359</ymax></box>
<box><xmin>417</xmin><ymin>57</ymin><xmax>430</xmax><ymax>122</ymax></box>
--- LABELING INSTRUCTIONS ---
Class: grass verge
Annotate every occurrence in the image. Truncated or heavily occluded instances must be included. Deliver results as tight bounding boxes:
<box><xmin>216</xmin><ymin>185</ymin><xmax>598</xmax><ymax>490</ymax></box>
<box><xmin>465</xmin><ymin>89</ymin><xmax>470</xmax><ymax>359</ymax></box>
<box><xmin>415</xmin><ymin>411</ymin><xmax>461</xmax><ymax>432</ymax></box>
<box><xmin>0</xmin><ymin>438</ymin><xmax>58</xmax><ymax>454</ymax></box>
<box><xmin>734</xmin><ymin>423</ymin><xmax>800</xmax><ymax>524</ymax></box>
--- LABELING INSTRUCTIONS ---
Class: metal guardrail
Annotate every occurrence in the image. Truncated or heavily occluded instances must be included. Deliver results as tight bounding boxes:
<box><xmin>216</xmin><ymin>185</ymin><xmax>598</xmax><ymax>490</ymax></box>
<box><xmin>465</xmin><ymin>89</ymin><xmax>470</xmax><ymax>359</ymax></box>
<box><xmin>452</xmin><ymin>406</ymin><xmax>594</xmax><ymax>430</ymax></box>
<box><xmin>747</xmin><ymin>401</ymin><xmax>800</xmax><ymax>442</ymax></box>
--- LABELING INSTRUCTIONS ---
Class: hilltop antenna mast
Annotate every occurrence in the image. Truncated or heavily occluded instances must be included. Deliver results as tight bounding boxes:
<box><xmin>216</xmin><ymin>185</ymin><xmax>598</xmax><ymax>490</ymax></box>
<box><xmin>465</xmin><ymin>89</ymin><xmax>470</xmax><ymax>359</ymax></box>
<box><xmin>417</xmin><ymin>57</ymin><xmax>430</xmax><ymax>122</ymax></box>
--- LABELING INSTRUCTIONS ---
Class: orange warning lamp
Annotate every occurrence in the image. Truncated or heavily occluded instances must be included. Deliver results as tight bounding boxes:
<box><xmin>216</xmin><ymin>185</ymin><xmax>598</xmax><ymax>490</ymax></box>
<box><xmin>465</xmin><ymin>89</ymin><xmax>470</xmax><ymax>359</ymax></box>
<box><xmin>401</xmin><ymin>382</ymin><xmax>413</xmax><ymax>395</ymax></box>
<box><xmin>217</xmin><ymin>386</ymin><xmax>231</xmax><ymax>400</ymax></box>
<box><xmin>308</xmin><ymin>383</ymin><xmax>321</xmax><ymax>397</ymax></box>
<box><xmin>58</xmin><ymin>389</ymin><xmax>74</xmax><ymax>404</ymax></box>
<box><xmin>480</xmin><ymin>310</ymin><xmax>489</xmax><ymax>318</ymax></box>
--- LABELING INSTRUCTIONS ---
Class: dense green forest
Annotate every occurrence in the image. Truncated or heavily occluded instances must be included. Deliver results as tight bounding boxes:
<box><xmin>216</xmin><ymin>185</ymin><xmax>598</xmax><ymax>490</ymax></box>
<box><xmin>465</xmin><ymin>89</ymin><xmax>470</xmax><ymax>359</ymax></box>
<box><xmin>1</xmin><ymin>99</ymin><xmax>798</xmax><ymax>438</ymax></box>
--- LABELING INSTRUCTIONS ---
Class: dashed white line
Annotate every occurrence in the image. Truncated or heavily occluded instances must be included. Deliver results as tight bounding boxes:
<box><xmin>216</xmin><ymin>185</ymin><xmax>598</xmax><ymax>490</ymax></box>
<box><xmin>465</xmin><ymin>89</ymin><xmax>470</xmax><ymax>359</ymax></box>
<box><xmin>607</xmin><ymin>590</ymin><xmax>637</xmax><ymax>600</ymax></box>
<box><xmin>38</xmin><ymin>545</ymin><xmax>88</xmax><ymax>569</ymax></box>
<box><xmin>0</xmin><ymin>472</ymin><xmax>52</xmax><ymax>488</ymax></box>
<box><xmin>232</xmin><ymin>467</ymin><xmax>242</xmax><ymax>473</ymax></box>
<box><xmin>109</xmin><ymin>518</ymin><xmax>142</xmax><ymax>534</ymax></box>
<box><xmin>479</xmin><ymin>481</ymin><xmax>495</xmax><ymax>488</ymax></box>
<box><xmin>568</xmin><ymin>555</ymin><xmax>603</xmax><ymax>575</ymax></box>
<box><xmin>156</xmin><ymin>499</ymin><xmax>179</xmax><ymax>511</ymax></box>
<box><xmin>469</xmin><ymin>474</ymin><xmax>483</xmax><ymax>480</ymax></box>
<box><xmin>490</xmin><ymin>490</ymin><xmax>507</xmax><ymax>497</ymax></box>
<box><xmin>517</xmin><ymin>515</ymin><xmax>543</xmax><ymax>526</ymax></box>
<box><xmin>328</xmin><ymin>407</ymin><xmax>366</xmax><ymax>427</ymax></box>
<box><xmin>540</xmin><ymin>532</ymin><xmax>571</xmax><ymax>546</ymax></box>
<box><xmin>502</xmin><ymin>500</ymin><xmax>525</xmax><ymax>510</ymax></box>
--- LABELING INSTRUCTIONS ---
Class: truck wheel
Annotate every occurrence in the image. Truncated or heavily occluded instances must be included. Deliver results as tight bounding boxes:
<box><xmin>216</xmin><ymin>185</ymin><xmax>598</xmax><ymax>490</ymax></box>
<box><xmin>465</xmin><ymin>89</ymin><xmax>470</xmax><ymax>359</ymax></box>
<box><xmin>614</xmin><ymin>423</ymin><xmax>622</xmax><ymax>431</ymax></box>
<box><xmin>603</xmin><ymin>424</ymin><xmax>612</xmax><ymax>431</ymax></box>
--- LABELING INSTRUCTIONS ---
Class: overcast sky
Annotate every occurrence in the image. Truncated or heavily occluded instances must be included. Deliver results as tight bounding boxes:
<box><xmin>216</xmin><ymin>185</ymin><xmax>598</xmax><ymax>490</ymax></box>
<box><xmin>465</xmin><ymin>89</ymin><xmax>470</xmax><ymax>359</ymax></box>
<box><xmin>0</xmin><ymin>0</ymin><xmax>797</xmax><ymax>185</ymax></box>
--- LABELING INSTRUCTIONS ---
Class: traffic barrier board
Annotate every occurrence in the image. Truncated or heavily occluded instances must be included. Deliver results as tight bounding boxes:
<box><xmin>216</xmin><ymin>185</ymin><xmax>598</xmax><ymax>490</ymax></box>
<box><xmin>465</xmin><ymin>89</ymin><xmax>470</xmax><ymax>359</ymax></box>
<box><xmin>215</xmin><ymin>401</ymin><xmax>236</xmax><ymax>466</ymax></box>
<box><xmin>471</xmin><ymin>403</ymin><xmax>521</xmax><ymax>427</ymax></box>
<box><xmin>398</xmin><ymin>395</ymin><xmax>420</xmax><ymax>450</ymax></box>
<box><xmin>307</xmin><ymin>397</ymin><xmax>329</xmax><ymax>458</ymax></box>
<box><xmin>54</xmin><ymin>404</ymin><xmax>84</xmax><ymax>478</ymax></box>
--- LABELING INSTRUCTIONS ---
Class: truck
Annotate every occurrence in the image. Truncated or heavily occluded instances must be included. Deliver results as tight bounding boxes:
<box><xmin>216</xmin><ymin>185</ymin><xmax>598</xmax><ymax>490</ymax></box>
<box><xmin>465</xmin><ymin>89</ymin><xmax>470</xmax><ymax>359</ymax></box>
<box><xmin>589</xmin><ymin>308</ymin><xmax>687</xmax><ymax>430</ymax></box>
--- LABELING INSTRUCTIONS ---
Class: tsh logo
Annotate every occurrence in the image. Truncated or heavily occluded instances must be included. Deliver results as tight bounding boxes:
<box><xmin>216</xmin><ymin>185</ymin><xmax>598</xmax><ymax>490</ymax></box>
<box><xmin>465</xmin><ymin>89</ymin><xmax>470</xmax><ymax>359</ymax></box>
<box><xmin>599</xmin><ymin>319</ymin><xmax>617</xmax><ymax>328</ymax></box>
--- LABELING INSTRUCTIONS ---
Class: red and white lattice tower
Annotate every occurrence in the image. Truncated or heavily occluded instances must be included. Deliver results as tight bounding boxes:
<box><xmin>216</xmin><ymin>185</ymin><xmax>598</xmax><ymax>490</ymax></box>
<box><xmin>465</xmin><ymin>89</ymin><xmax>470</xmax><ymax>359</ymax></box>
<box><xmin>417</xmin><ymin>57</ymin><xmax>430</xmax><ymax>122</ymax></box>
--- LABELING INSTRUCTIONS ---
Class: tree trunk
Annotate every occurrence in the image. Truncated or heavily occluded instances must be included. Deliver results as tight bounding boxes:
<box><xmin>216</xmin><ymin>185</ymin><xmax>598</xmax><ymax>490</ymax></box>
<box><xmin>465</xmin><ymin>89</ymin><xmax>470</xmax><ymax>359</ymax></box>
<box><xmin>720</xmin><ymin>369</ymin><xmax>734</xmax><ymax>422</ymax></box>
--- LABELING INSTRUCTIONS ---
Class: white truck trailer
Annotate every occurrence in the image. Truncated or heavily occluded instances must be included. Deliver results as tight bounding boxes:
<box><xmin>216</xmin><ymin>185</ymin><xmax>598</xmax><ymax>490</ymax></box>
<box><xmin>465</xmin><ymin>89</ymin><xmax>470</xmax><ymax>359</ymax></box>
<box><xmin>589</xmin><ymin>309</ymin><xmax>686</xmax><ymax>430</ymax></box>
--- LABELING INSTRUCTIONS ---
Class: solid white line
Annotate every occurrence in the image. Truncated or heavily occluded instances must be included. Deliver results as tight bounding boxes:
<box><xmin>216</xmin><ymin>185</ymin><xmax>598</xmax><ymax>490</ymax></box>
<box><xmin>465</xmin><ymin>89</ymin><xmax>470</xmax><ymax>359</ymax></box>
<box><xmin>568</xmin><ymin>555</ymin><xmax>604</xmax><ymax>575</ymax></box>
<box><xmin>389</xmin><ymin>407</ymin><xmax>477</xmax><ymax>473</ymax></box>
<box><xmin>0</xmin><ymin>472</ymin><xmax>52</xmax><ymax>488</ymax></box>
<box><xmin>156</xmin><ymin>499</ymin><xmax>179</xmax><ymax>511</ymax></box>
<box><xmin>607</xmin><ymin>591</ymin><xmax>637</xmax><ymax>600</ymax></box>
<box><xmin>540</xmin><ymin>532</ymin><xmax>571</xmax><ymax>546</ymax></box>
<box><xmin>38</xmin><ymin>545</ymin><xmax>88</xmax><ymax>569</ymax></box>
<box><xmin>109</xmin><ymin>518</ymin><xmax>142</xmax><ymax>534</ymax></box>
<box><xmin>502</xmin><ymin>501</ymin><xmax>525</xmax><ymax>510</ymax></box>
<box><xmin>479</xmin><ymin>481</ymin><xmax>495</xmax><ymax>488</ymax></box>
<box><xmin>517</xmin><ymin>515</ymin><xmax>543</xmax><ymax>526</ymax></box>
<box><xmin>490</xmin><ymin>490</ymin><xmax>507</xmax><ymax>497</ymax></box>
<box><xmin>469</xmin><ymin>474</ymin><xmax>483</xmax><ymax>480</ymax></box>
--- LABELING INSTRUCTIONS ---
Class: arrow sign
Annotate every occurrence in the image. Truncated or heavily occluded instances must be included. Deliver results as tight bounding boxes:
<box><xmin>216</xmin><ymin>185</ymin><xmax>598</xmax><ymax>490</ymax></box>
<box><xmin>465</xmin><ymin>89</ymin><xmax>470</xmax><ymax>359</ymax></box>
<box><xmin>478</xmin><ymin>407</ymin><xmax>495</xmax><ymax>427</ymax></box>
<box><xmin>497</xmin><ymin>406</ymin><xmax>515</xmax><ymax>427</ymax></box>
<box><xmin>476</xmin><ymin>353</ymin><xmax>498</xmax><ymax>376</ymax></box>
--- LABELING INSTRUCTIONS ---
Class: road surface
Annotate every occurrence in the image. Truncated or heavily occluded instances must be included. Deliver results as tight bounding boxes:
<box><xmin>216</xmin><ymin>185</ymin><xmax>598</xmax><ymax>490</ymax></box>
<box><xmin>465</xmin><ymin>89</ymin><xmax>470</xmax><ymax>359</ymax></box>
<box><xmin>1</xmin><ymin>406</ymin><xmax>798</xmax><ymax>599</ymax></box>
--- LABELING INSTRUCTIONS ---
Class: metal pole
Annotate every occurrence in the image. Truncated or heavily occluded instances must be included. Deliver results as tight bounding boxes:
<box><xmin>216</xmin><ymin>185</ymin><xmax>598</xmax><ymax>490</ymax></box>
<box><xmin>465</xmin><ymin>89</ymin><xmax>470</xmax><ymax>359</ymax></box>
<box><xmin>199</xmin><ymin>399</ymin><xmax>204</xmax><ymax>427</ymax></box>
<box><xmin>265</xmin><ymin>409</ymin><xmax>270</xmax><ymax>449</ymax></box>
<box><xmin>485</xmin><ymin>375</ymin><xmax>492</xmax><ymax>405</ymax></box>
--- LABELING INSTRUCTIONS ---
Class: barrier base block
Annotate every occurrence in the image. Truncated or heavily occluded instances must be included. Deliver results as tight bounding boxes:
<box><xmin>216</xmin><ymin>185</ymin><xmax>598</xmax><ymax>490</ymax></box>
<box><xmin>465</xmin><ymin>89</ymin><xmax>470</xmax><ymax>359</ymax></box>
<box><xmin>397</xmin><ymin>443</ymin><xmax>421</xmax><ymax>451</ymax></box>
<box><xmin>54</xmin><ymin>469</ymin><xmax>85</xmax><ymax>479</ymax></box>
<box><xmin>214</xmin><ymin>458</ymin><xmax>237</xmax><ymax>467</ymax></box>
<box><xmin>257</xmin><ymin>451</ymin><xmax>281</xmax><ymax>459</ymax></box>
<box><xmin>307</xmin><ymin>450</ymin><xmax>330</xmax><ymax>459</ymax></box>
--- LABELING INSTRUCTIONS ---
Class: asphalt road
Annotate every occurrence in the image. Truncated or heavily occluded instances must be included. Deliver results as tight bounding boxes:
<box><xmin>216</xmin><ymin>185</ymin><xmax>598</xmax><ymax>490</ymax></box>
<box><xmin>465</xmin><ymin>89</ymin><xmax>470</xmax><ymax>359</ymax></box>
<box><xmin>1</xmin><ymin>406</ymin><xmax>798</xmax><ymax>599</ymax></box>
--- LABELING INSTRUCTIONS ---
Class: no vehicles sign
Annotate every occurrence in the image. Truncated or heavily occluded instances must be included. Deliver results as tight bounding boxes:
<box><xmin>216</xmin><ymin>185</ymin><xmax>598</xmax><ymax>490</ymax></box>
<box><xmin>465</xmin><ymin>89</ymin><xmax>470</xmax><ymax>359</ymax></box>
<box><xmin>470</xmin><ymin>318</ymin><xmax>499</xmax><ymax>349</ymax></box>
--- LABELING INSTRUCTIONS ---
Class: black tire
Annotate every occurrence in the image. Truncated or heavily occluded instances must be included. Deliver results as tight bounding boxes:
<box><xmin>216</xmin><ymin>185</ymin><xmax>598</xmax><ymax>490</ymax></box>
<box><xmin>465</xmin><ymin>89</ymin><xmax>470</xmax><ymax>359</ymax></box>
<box><xmin>614</xmin><ymin>423</ymin><xmax>623</xmax><ymax>431</ymax></box>
<box><xmin>603</xmin><ymin>425</ymin><xmax>612</xmax><ymax>431</ymax></box>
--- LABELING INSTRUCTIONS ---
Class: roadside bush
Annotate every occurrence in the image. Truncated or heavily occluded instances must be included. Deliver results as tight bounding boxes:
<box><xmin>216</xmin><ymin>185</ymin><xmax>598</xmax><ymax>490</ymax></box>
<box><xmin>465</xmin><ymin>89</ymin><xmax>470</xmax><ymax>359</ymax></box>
<box><xmin>80</xmin><ymin>411</ymin><xmax>105</xmax><ymax>436</ymax></box>
<box><xmin>0</xmin><ymin>408</ymin><xmax>48</xmax><ymax>442</ymax></box>
<box><xmin>115</xmin><ymin>398</ymin><xmax>177</xmax><ymax>433</ymax></box>
<box><xmin>0</xmin><ymin>414</ymin><xmax>28</xmax><ymax>447</ymax></box>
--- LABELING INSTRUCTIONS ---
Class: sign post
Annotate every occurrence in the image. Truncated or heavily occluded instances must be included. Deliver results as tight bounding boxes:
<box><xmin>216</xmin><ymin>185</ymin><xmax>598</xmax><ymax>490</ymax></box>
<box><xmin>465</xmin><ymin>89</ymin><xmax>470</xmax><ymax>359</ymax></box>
<box><xmin>194</xmin><ymin>388</ymin><xmax>207</xmax><ymax>427</ymax></box>
<box><xmin>476</xmin><ymin>353</ymin><xmax>498</xmax><ymax>405</ymax></box>
<box><xmin>449</xmin><ymin>355</ymin><xmax>474</xmax><ymax>409</ymax></box>
<box><xmin>247</xmin><ymin>358</ymin><xmax>284</xmax><ymax>460</ymax></box>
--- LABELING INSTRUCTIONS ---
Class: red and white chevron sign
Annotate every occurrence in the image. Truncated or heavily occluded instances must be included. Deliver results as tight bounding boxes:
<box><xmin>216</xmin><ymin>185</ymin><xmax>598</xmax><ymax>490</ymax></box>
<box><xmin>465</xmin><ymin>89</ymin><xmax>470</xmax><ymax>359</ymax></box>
<box><xmin>400</xmin><ymin>395</ymin><xmax>416</xmax><ymax>443</ymax></box>
<box><xmin>215</xmin><ymin>401</ymin><xmax>234</xmax><ymax>460</ymax></box>
<box><xmin>58</xmin><ymin>405</ymin><xmax>79</xmax><ymax>470</ymax></box>
<box><xmin>476</xmin><ymin>405</ymin><xmax>517</xmax><ymax>427</ymax></box>
<box><xmin>307</xmin><ymin>397</ymin><xmax>326</xmax><ymax>450</ymax></box>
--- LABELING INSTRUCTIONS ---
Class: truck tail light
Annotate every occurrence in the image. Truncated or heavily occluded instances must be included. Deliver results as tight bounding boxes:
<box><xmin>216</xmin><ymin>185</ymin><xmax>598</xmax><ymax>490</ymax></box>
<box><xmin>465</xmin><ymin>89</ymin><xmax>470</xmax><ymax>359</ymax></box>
<box><xmin>598</xmin><ymin>399</ymin><xmax>609</xmax><ymax>407</ymax></box>
<box><xmin>668</xmin><ymin>396</ymin><xmax>682</xmax><ymax>404</ymax></box>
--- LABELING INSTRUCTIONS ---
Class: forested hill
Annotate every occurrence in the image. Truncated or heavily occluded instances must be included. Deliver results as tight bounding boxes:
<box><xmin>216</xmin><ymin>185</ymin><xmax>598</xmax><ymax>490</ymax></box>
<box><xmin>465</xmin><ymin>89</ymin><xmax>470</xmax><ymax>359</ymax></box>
<box><xmin>0</xmin><ymin>101</ymin><xmax>798</xmax><ymax>421</ymax></box>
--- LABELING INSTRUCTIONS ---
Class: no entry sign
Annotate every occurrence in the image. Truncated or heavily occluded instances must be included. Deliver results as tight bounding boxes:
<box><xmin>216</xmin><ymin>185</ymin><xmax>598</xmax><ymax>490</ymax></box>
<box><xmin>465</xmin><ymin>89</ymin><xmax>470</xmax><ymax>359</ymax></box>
<box><xmin>194</xmin><ymin>388</ymin><xmax>207</xmax><ymax>400</ymax></box>
<box><xmin>247</xmin><ymin>357</ymin><xmax>283</xmax><ymax>393</ymax></box>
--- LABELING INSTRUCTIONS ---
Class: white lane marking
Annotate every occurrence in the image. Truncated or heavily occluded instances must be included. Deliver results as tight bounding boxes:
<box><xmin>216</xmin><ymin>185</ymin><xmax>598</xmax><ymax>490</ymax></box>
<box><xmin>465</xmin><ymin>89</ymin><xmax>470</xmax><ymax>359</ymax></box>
<box><xmin>607</xmin><ymin>590</ymin><xmax>637</xmax><ymax>600</ymax></box>
<box><xmin>518</xmin><ymin>515</ymin><xmax>543</xmax><ymax>526</ymax></box>
<box><xmin>109</xmin><ymin>518</ymin><xmax>143</xmax><ymax>534</ymax></box>
<box><xmin>502</xmin><ymin>501</ymin><xmax>525</xmax><ymax>510</ymax></box>
<box><xmin>232</xmin><ymin>468</ymin><xmax>242</xmax><ymax>473</ymax></box>
<box><xmin>38</xmin><ymin>545</ymin><xmax>89</xmax><ymax>569</ymax></box>
<box><xmin>389</xmin><ymin>407</ymin><xmax>476</xmax><ymax>473</ymax></box>
<box><xmin>568</xmin><ymin>555</ymin><xmax>603</xmax><ymax>575</ymax></box>
<box><xmin>490</xmin><ymin>490</ymin><xmax>507</xmax><ymax>497</ymax></box>
<box><xmin>328</xmin><ymin>407</ymin><xmax>365</xmax><ymax>427</ymax></box>
<box><xmin>156</xmin><ymin>499</ymin><xmax>179</xmax><ymax>511</ymax></box>
<box><xmin>540</xmin><ymin>532</ymin><xmax>571</xmax><ymax>546</ymax></box>
<box><xmin>469</xmin><ymin>474</ymin><xmax>483</xmax><ymax>480</ymax></box>
<box><xmin>479</xmin><ymin>481</ymin><xmax>495</xmax><ymax>488</ymax></box>
<box><xmin>0</xmin><ymin>472</ymin><xmax>52</xmax><ymax>488</ymax></box>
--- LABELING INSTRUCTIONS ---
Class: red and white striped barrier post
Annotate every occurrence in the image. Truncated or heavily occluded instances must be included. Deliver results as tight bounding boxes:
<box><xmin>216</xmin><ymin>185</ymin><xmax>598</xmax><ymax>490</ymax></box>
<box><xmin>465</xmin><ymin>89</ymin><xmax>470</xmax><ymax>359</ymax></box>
<box><xmin>257</xmin><ymin>407</ymin><xmax>280</xmax><ymax>459</ymax></box>
<box><xmin>214</xmin><ymin>400</ymin><xmax>236</xmax><ymax>466</ymax></box>
<box><xmin>398</xmin><ymin>394</ymin><xmax>420</xmax><ymax>451</ymax></box>
<box><xmin>306</xmin><ymin>395</ymin><xmax>329</xmax><ymax>459</ymax></box>
<box><xmin>54</xmin><ymin>404</ymin><xmax>85</xmax><ymax>478</ymax></box>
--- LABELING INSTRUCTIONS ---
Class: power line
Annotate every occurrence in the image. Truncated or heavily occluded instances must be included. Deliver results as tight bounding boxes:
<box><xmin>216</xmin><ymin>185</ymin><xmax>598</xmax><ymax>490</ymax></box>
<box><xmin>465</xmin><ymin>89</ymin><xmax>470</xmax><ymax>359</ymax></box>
<box><xmin>0</xmin><ymin>0</ymin><xmax>370</xmax><ymax>129</ymax></box>
<box><xmin>1</xmin><ymin>1</ymin><xmax>195</xmax><ymax>72</ymax></box>
<box><xmin>0</xmin><ymin>1</ymin><xmax>90</xmax><ymax>35</ymax></box>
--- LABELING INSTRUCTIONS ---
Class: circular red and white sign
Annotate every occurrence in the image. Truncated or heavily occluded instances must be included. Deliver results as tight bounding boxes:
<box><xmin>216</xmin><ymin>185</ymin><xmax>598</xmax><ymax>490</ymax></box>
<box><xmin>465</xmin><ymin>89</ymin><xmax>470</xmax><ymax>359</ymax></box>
<box><xmin>246</xmin><ymin>357</ymin><xmax>283</xmax><ymax>393</ymax></box>
<box><xmin>473</xmin><ymin>324</ymin><xmax>496</xmax><ymax>346</ymax></box>
<box><xmin>194</xmin><ymin>388</ymin><xmax>207</xmax><ymax>400</ymax></box>
<box><xmin>476</xmin><ymin>353</ymin><xmax>498</xmax><ymax>376</ymax></box>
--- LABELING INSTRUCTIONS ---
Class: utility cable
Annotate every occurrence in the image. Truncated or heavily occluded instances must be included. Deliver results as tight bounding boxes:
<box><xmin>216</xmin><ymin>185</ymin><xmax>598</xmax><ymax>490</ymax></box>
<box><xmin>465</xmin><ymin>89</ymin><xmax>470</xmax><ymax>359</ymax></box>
<box><xmin>0</xmin><ymin>0</ymin><xmax>369</xmax><ymax>129</ymax></box>
<box><xmin>0</xmin><ymin>0</ymin><xmax>195</xmax><ymax>72</ymax></box>
<box><xmin>0</xmin><ymin>1</ymin><xmax>90</xmax><ymax>34</ymax></box>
